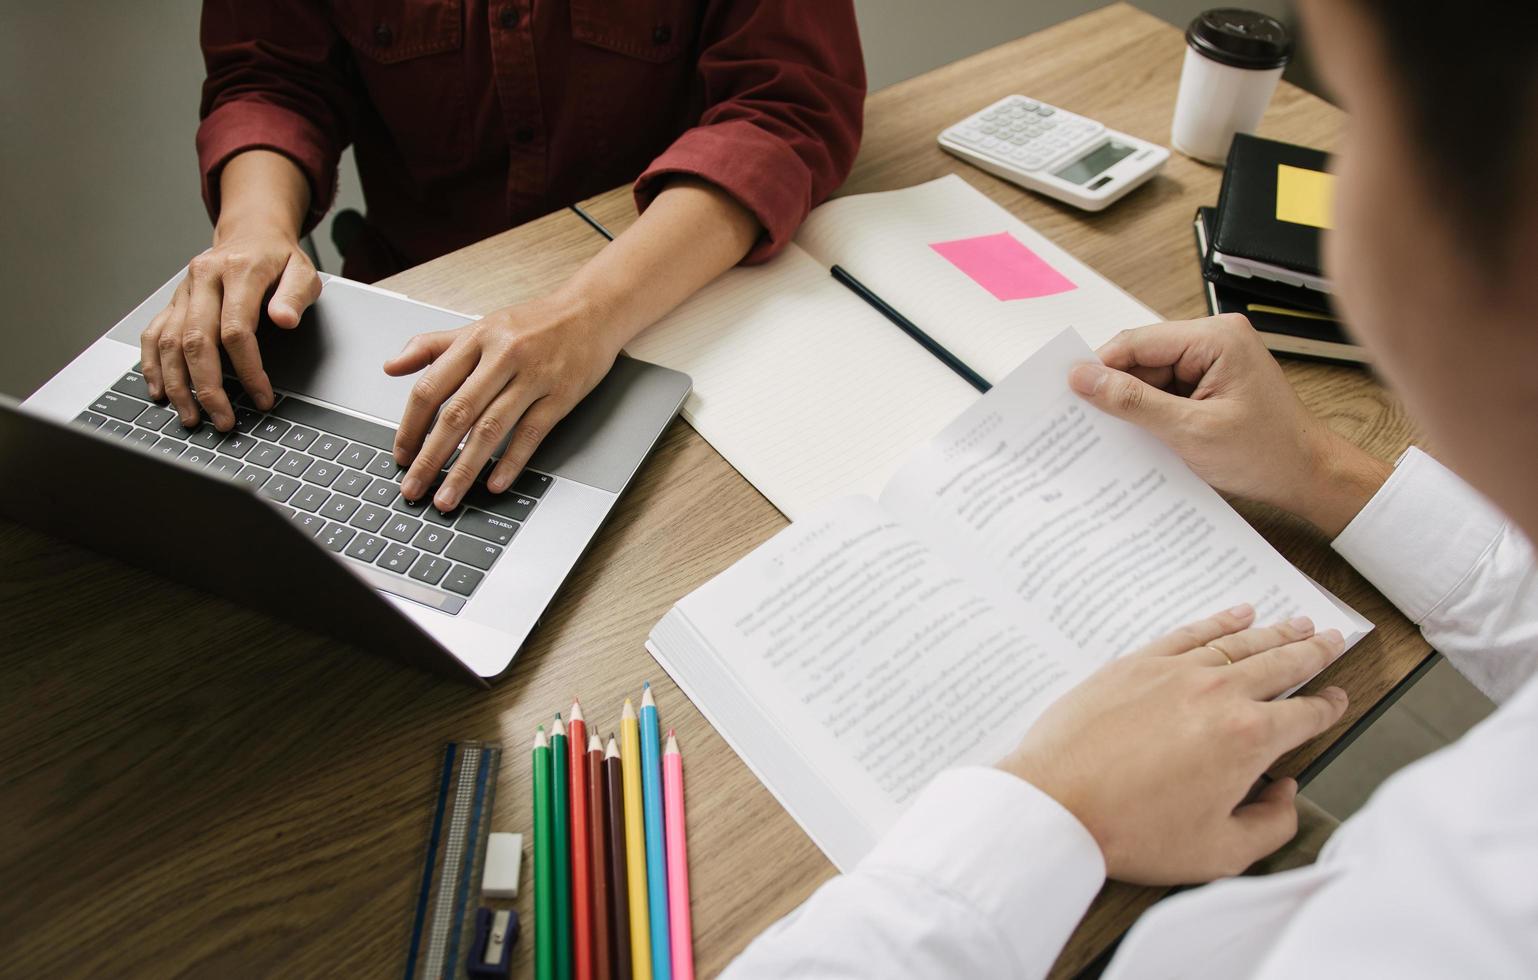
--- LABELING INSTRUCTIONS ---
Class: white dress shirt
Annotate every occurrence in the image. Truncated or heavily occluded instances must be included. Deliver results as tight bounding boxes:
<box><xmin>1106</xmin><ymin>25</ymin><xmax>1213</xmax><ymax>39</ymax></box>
<box><xmin>726</xmin><ymin>448</ymin><xmax>1538</xmax><ymax>978</ymax></box>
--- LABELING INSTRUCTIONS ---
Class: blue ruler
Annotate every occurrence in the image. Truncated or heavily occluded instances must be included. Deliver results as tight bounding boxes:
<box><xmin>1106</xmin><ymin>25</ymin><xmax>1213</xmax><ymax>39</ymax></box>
<box><xmin>405</xmin><ymin>741</ymin><xmax>502</xmax><ymax>980</ymax></box>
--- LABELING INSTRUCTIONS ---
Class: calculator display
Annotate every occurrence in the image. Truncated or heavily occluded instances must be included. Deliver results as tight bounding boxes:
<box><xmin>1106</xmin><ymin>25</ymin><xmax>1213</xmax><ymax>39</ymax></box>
<box><xmin>1054</xmin><ymin>140</ymin><xmax>1136</xmax><ymax>185</ymax></box>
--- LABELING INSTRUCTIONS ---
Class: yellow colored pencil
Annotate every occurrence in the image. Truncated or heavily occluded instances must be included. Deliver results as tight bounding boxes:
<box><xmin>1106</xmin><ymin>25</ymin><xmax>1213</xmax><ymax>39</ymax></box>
<box><xmin>621</xmin><ymin>699</ymin><xmax>652</xmax><ymax>980</ymax></box>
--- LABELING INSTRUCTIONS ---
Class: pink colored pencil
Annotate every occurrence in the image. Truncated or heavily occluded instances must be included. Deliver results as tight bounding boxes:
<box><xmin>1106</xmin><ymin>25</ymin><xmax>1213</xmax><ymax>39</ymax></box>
<box><xmin>662</xmin><ymin>730</ymin><xmax>694</xmax><ymax>980</ymax></box>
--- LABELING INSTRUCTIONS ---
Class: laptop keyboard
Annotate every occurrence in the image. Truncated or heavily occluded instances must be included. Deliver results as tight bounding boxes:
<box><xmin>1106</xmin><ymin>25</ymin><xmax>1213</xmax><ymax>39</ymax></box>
<box><xmin>70</xmin><ymin>367</ymin><xmax>555</xmax><ymax>615</ymax></box>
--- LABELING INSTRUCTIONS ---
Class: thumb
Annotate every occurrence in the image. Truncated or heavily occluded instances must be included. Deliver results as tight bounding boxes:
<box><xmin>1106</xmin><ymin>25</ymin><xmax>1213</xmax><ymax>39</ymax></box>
<box><xmin>1224</xmin><ymin>777</ymin><xmax>1300</xmax><ymax>870</ymax></box>
<box><xmin>1069</xmin><ymin>362</ymin><xmax>1189</xmax><ymax>434</ymax></box>
<box><xmin>268</xmin><ymin>251</ymin><xmax>321</xmax><ymax>329</ymax></box>
<box><xmin>383</xmin><ymin>329</ymin><xmax>458</xmax><ymax>376</ymax></box>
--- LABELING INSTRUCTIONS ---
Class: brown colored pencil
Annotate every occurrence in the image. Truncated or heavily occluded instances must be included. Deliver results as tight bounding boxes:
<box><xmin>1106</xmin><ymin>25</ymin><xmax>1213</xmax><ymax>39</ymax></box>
<box><xmin>587</xmin><ymin>732</ymin><xmax>612</xmax><ymax>980</ymax></box>
<box><xmin>605</xmin><ymin>735</ymin><xmax>633</xmax><ymax>980</ymax></box>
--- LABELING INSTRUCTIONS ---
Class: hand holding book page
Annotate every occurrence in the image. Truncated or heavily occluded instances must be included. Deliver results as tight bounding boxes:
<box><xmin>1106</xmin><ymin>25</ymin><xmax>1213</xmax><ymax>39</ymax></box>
<box><xmin>647</xmin><ymin>328</ymin><xmax>1369</xmax><ymax>871</ymax></box>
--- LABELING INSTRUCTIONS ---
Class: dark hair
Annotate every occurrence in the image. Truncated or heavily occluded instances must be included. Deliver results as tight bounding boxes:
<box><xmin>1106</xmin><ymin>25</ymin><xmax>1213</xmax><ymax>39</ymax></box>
<box><xmin>1348</xmin><ymin>1</ymin><xmax>1538</xmax><ymax>259</ymax></box>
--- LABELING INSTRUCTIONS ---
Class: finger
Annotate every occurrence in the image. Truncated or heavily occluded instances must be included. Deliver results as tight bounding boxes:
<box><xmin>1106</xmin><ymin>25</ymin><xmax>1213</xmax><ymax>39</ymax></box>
<box><xmin>267</xmin><ymin>251</ymin><xmax>321</xmax><ymax>329</ymax></box>
<box><xmin>1266</xmin><ymin>687</ymin><xmax>1350</xmax><ymax>749</ymax></box>
<box><xmin>1095</xmin><ymin>318</ymin><xmax>1230</xmax><ymax>382</ymax></box>
<box><xmin>1187</xmin><ymin>616</ymin><xmax>1317</xmax><ymax>667</ymax></box>
<box><xmin>1235</xmin><ymin>629</ymin><xmax>1347</xmax><ymax>699</ymax></box>
<box><xmin>220</xmin><ymin>272</ymin><xmax>275</xmax><ymax>410</ymax></box>
<box><xmin>485</xmin><ymin>395</ymin><xmax>567</xmax><ymax>494</ymax></box>
<box><xmin>1136</xmin><ymin>604</ymin><xmax>1256</xmax><ymax>658</ymax></box>
<box><xmin>1067</xmin><ymin>361</ymin><xmax>1194</xmax><ymax>437</ymax></box>
<box><xmin>400</xmin><ymin>360</ymin><xmax>506</xmax><ymax>501</ymax></box>
<box><xmin>390</xmin><ymin>332</ymin><xmax>478</xmax><ymax>469</ymax></box>
<box><xmin>1223</xmin><ymin>776</ymin><xmax>1300</xmax><ymax>871</ymax></box>
<box><xmin>383</xmin><ymin>329</ymin><xmax>460</xmax><ymax>377</ymax></box>
<box><xmin>182</xmin><ymin>262</ymin><xmax>235</xmax><ymax>429</ymax></box>
<box><xmin>139</xmin><ymin>307</ymin><xmax>171</xmax><ymax>401</ymax></box>
<box><xmin>433</xmin><ymin>383</ymin><xmax>540</xmax><ymax>512</ymax></box>
<box><xmin>157</xmin><ymin>294</ymin><xmax>200</xmax><ymax>428</ymax></box>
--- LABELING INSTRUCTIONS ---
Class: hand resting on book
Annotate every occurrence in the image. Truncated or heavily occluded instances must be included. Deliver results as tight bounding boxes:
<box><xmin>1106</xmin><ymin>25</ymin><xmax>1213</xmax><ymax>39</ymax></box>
<box><xmin>999</xmin><ymin>602</ymin><xmax>1348</xmax><ymax>884</ymax></box>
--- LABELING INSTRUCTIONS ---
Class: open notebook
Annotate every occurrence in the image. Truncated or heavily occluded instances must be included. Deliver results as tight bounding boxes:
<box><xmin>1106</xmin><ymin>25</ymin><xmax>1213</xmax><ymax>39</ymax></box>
<box><xmin>624</xmin><ymin>175</ymin><xmax>1160</xmax><ymax>517</ymax></box>
<box><xmin>647</xmin><ymin>330</ymin><xmax>1372</xmax><ymax>871</ymax></box>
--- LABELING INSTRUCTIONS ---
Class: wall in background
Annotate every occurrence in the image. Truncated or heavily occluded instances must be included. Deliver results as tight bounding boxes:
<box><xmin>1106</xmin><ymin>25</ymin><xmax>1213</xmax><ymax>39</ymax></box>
<box><xmin>0</xmin><ymin>0</ymin><xmax>1298</xmax><ymax>398</ymax></box>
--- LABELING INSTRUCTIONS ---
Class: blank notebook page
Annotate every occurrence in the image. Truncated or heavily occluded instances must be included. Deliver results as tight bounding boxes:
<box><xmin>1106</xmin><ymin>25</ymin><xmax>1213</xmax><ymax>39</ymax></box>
<box><xmin>623</xmin><ymin>245</ymin><xmax>979</xmax><ymax>517</ymax></box>
<box><xmin>798</xmin><ymin>174</ymin><xmax>1162</xmax><ymax>382</ymax></box>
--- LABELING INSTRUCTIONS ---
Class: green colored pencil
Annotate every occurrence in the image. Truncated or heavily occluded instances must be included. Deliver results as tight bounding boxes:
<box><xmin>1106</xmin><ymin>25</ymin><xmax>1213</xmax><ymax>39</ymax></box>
<box><xmin>552</xmin><ymin>714</ymin><xmax>573</xmax><ymax>980</ymax></box>
<box><xmin>533</xmin><ymin>726</ymin><xmax>554</xmax><ymax>980</ymax></box>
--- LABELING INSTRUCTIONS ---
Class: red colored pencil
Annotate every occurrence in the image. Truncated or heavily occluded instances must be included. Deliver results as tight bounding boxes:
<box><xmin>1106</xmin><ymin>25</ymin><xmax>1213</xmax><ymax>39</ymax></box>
<box><xmin>605</xmin><ymin>736</ymin><xmax>633</xmax><ymax>980</ymax></box>
<box><xmin>587</xmin><ymin>732</ymin><xmax>612</xmax><ymax>980</ymax></box>
<box><xmin>570</xmin><ymin>700</ymin><xmax>593</xmax><ymax>980</ymax></box>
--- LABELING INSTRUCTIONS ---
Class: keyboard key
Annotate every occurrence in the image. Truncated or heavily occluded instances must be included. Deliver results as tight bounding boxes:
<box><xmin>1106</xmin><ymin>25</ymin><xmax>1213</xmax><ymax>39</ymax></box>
<box><xmin>180</xmin><ymin>445</ymin><xmax>217</xmax><ymax>467</ymax></box>
<box><xmin>365</xmin><ymin>453</ymin><xmax>405</xmax><ymax>480</ymax></box>
<box><xmin>309</xmin><ymin>434</ymin><xmax>346</xmax><ymax>460</ymax></box>
<box><xmin>73</xmin><ymin>410</ymin><xmax>108</xmax><ymax>429</ymax></box>
<box><xmin>126</xmin><ymin>427</ymin><xmax>161</xmax><ymax>449</ymax></box>
<box><xmin>238</xmin><ymin>391</ymin><xmax>282</xmax><ymax>411</ymax></box>
<box><xmin>455</xmin><ymin>509</ymin><xmax>519</xmax><ymax>546</ymax></box>
<box><xmin>512</xmin><ymin>470</ymin><xmax>553</xmax><ymax>498</ymax></box>
<box><xmin>445</xmin><ymin>535</ymin><xmax>501</xmax><ymax>570</ymax></box>
<box><xmin>376</xmin><ymin>543</ymin><xmax>420</xmax><ymax>574</ymax></box>
<box><xmin>345</xmin><ymin>533</ymin><xmax>388</xmax><ymax>563</ymax></box>
<box><xmin>422</xmin><ymin>504</ymin><xmax>460</xmax><ymax>527</ymax></box>
<box><xmin>187</xmin><ymin>426</ymin><xmax>225</xmax><ymax>450</ymax></box>
<box><xmin>272</xmin><ymin>396</ymin><xmax>397</xmax><ymax>452</ymax></box>
<box><xmin>318</xmin><ymin>523</ymin><xmax>356</xmax><ymax>552</ymax></box>
<box><xmin>463</xmin><ymin>487</ymin><xmax>536</xmax><ymax>522</ymax></box>
<box><xmin>275</xmin><ymin>450</ymin><xmax>315</xmax><ymax>478</ymax></box>
<box><xmin>278</xmin><ymin>424</ymin><xmax>319</xmax><ymax>452</ymax></box>
<box><xmin>336</xmin><ymin>444</ymin><xmax>376</xmax><ymax>470</ymax></box>
<box><xmin>393</xmin><ymin>494</ymin><xmax>430</xmax><ymax>516</ymax></box>
<box><xmin>136</xmin><ymin>405</ymin><xmax>177</xmax><ymax>432</ymax></box>
<box><xmin>383</xmin><ymin>514</ymin><xmax>423</xmax><ymax>543</ymax></box>
<box><xmin>233</xmin><ymin>408</ymin><xmax>263</xmax><ymax>434</ymax></box>
<box><xmin>100</xmin><ymin>419</ymin><xmax>135</xmax><ymax>438</ymax></box>
<box><xmin>91</xmin><ymin>390</ymin><xmax>149</xmax><ymax>423</ymax></box>
<box><xmin>251</xmin><ymin>416</ymin><xmax>292</xmax><ymax>442</ymax></box>
<box><xmin>349</xmin><ymin>502</ymin><xmax>391</xmax><ymax>533</ymax></box>
<box><xmin>442</xmin><ymin>564</ymin><xmax>485</xmax><ymax>597</ymax></box>
<box><xmin>321</xmin><ymin>495</ymin><xmax>362</xmax><ymax>523</ymax></box>
<box><xmin>152</xmin><ymin>437</ymin><xmax>187</xmax><ymax>459</ymax></box>
<box><xmin>206</xmin><ymin>454</ymin><xmax>244</xmax><ymax>479</ymax></box>
<box><xmin>303</xmin><ymin>459</ymin><xmax>342</xmax><ymax>487</ymax></box>
<box><xmin>159</xmin><ymin>417</ymin><xmax>197</xmax><ymax>440</ymax></box>
<box><xmin>272</xmin><ymin>504</ymin><xmax>296</xmax><ymax>520</ymax></box>
<box><xmin>363</xmin><ymin>481</ymin><xmax>399</xmax><ymax>506</ymax></box>
<box><xmin>259</xmin><ymin>473</ymin><xmax>300</xmax><ymax>502</ymax></box>
<box><xmin>332</xmin><ymin>470</ymin><xmax>371</xmax><ymax>497</ymax></box>
<box><xmin>411</xmin><ymin>525</ymin><xmax>452</xmax><ymax>555</ymax></box>
<box><xmin>234</xmin><ymin>464</ymin><xmax>271</xmax><ymax>490</ymax></box>
<box><xmin>110</xmin><ymin>371</ymin><xmax>153</xmax><ymax>401</ymax></box>
<box><xmin>216</xmin><ymin>433</ymin><xmax>259</xmax><ymax>459</ymax></box>
<box><xmin>291</xmin><ymin>511</ymin><xmax>327</xmax><ymax>536</ymax></box>
<box><xmin>247</xmin><ymin>441</ymin><xmax>284</xmax><ymax>468</ymax></box>
<box><xmin>291</xmin><ymin>484</ymin><xmax>331</xmax><ymax>513</ymax></box>
<box><xmin>408</xmin><ymin>554</ymin><xmax>451</xmax><ymax>586</ymax></box>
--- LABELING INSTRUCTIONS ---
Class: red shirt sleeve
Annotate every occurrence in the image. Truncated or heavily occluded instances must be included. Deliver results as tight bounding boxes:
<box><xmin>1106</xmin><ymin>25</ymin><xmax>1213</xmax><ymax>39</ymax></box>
<box><xmin>633</xmin><ymin>1</ymin><xmax>866</xmax><ymax>264</ymax></box>
<box><xmin>196</xmin><ymin>1</ymin><xmax>357</xmax><ymax>235</ymax></box>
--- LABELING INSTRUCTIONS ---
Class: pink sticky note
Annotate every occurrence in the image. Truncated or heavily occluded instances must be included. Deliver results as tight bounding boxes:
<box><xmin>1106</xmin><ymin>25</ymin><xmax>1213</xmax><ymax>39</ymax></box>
<box><xmin>929</xmin><ymin>232</ymin><xmax>1076</xmax><ymax>301</ymax></box>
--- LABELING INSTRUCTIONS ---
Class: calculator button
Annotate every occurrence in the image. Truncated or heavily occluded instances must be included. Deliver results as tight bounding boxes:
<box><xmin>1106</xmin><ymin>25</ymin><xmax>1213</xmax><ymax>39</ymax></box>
<box><xmin>1021</xmin><ymin>100</ymin><xmax>1039</xmax><ymax>111</ymax></box>
<box><xmin>1021</xmin><ymin>156</ymin><xmax>1046</xmax><ymax>171</ymax></box>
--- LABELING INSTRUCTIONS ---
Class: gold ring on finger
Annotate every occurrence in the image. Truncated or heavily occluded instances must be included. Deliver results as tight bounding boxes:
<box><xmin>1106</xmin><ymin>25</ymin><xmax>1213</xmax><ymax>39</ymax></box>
<box><xmin>1202</xmin><ymin>644</ymin><xmax>1234</xmax><ymax>665</ymax></box>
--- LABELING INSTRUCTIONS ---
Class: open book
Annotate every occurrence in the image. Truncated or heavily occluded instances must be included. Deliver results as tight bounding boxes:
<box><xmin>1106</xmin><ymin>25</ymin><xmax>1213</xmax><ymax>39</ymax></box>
<box><xmin>647</xmin><ymin>330</ymin><xmax>1372</xmax><ymax>871</ymax></box>
<box><xmin>624</xmin><ymin>175</ymin><xmax>1159</xmax><ymax>517</ymax></box>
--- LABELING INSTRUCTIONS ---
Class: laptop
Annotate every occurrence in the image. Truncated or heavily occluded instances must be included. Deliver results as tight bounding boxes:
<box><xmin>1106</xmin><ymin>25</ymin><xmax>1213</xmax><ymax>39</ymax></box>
<box><xmin>2</xmin><ymin>272</ymin><xmax>691</xmax><ymax>684</ymax></box>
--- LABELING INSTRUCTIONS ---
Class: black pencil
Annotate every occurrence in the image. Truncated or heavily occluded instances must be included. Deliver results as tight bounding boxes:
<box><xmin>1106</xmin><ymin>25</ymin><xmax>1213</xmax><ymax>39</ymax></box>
<box><xmin>830</xmin><ymin>264</ymin><xmax>992</xmax><ymax>393</ymax></box>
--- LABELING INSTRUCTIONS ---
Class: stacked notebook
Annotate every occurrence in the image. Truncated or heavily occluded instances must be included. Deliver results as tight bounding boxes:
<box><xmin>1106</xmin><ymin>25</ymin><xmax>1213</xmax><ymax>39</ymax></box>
<box><xmin>1196</xmin><ymin>134</ymin><xmax>1366</xmax><ymax>364</ymax></box>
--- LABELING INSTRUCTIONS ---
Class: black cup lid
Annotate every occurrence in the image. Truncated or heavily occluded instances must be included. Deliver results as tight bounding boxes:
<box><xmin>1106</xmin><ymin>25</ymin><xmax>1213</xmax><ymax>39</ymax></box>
<box><xmin>1186</xmin><ymin>8</ymin><xmax>1292</xmax><ymax>70</ymax></box>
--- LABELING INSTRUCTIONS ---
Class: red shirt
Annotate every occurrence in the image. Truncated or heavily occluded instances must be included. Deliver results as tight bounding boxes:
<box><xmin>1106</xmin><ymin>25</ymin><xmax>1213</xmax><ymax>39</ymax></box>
<box><xmin>196</xmin><ymin>0</ymin><xmax>866</xmax><ymax>282</ymax></box>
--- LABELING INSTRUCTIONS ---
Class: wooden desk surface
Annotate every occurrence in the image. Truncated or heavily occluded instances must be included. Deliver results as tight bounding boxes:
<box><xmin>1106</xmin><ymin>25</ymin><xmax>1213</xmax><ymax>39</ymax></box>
<box><xmin>1</xmin><ymin>4</ymin><xmax>1426</xmax><ymax>977</ymax></box>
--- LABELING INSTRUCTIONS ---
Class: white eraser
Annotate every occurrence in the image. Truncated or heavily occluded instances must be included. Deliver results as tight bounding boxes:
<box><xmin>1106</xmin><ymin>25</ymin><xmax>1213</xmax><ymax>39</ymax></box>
<box><xmin>482</xmin><ymin>832</ymin><xmax>523</xmax><ymax>899</ymax></box>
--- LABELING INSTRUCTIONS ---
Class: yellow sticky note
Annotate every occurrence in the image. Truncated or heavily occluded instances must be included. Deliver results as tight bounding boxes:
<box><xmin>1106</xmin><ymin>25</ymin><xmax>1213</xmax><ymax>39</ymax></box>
<box><xmin>1276</xmin><ymin>163</ymin><xmax>1335</xmax><ymax>229</ymax></box>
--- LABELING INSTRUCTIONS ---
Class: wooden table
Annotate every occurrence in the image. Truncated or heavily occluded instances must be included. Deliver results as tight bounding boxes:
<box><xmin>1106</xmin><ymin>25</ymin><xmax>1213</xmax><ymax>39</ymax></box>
<box><xmin>0</xmin><ymin>5</ymin><xmax>1428</xmax><ymax>977</ymax></box>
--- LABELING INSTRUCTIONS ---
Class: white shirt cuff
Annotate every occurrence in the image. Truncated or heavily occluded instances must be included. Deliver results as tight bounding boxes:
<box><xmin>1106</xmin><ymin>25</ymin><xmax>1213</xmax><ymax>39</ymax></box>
<box><xmin>860</xmin><ymin>767</ymin><xmax>1106</xmax><ymax>973</ymax></box>
<box><xmin>1333</xmin><ymin>447</ymin><xmax>1508</xmax><ymax>623</ymax></box>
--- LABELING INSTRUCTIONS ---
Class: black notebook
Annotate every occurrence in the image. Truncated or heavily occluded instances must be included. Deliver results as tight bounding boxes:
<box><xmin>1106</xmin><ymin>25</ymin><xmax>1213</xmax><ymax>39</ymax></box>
<box><xmin>1211</xmin><ymin>134</ymin><xmax>1332</xmax><ymax>292</ymax></box>
<box><xmin>1195</xmin><ymin>207</ymin><xmax>1366</xmax><ymax>365</ymax></box>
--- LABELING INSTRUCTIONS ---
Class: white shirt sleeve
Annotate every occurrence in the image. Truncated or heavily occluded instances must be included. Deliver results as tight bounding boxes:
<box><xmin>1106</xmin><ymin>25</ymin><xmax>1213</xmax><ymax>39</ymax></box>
<box><xmin>1332</xmin><ymin>447</ymin><xmax>1538</xmax><ymax>702</ymax></box>
<box><xmin>723</xmin><ymin>767</ymin><xmax>1106</xmax><ymax>980</ymax></box>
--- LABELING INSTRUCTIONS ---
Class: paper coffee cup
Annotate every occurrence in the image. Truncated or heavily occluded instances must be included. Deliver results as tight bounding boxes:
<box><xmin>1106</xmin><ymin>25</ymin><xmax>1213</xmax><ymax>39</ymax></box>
<box><xmin>1171</xmin><ymin>8</ymin><xmax>1292</xmax><ymax>164</ymax></box>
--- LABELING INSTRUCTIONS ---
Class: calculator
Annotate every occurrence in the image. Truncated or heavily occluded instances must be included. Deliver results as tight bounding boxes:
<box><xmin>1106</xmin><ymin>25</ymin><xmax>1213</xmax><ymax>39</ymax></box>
<box><xmin>938</xmin><ymin>95</ymin><xmax>1169</xmax><ymax>211</ymax></box>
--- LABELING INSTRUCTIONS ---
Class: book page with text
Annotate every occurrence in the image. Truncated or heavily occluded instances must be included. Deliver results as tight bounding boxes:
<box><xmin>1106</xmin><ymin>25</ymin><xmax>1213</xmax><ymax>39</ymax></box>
<box><xmin>623</xmin><ymin>244</ymin><xmax>978</xmax><ymax>518</ymax></box>
<box><xmin>798</xmin><ymin>175</ymin><xmax>1161</xmax><ymax>384</ymax></box>
<box><xmin>881</xmin><ymin>329</ymin><xmax>1370</xmax><ymax>661</ymax></box>
<box><xmin>659</xmin><ymin>495</ymin><xmax>1082</xmax><ymax>868</ymax></box>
